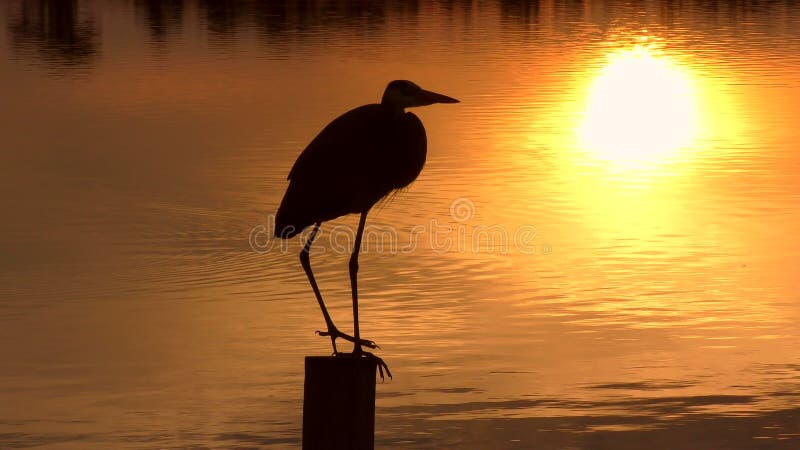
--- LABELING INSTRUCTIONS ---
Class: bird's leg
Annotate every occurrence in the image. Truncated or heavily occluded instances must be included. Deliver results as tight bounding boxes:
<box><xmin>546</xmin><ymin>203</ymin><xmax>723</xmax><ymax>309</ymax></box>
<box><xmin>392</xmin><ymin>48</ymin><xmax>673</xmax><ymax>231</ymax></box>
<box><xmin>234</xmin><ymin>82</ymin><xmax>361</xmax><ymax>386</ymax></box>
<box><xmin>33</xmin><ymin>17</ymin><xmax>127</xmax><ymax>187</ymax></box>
<box><xmin>299</xmin><ymin>222</ymin><xmax>378</xmax><ymax>352</ymax></box>
<box><xmin>299</xmin><ymin>223</ymin><xmax>338</xmax><ymax>352</ymax></box>
<box><xmin>348</xmin><ymin>214</ymin><xmax>392</xmax><ymax>380</ymax></box>
<box><xmin>349</xmin><ymin>212</ymin><xmax>368</xmax><ymax>354</ymax></box>
<box><xmin>350</xmin><ymin>211</ymin><xmax>392</xmax><ymax>380</ymax></box>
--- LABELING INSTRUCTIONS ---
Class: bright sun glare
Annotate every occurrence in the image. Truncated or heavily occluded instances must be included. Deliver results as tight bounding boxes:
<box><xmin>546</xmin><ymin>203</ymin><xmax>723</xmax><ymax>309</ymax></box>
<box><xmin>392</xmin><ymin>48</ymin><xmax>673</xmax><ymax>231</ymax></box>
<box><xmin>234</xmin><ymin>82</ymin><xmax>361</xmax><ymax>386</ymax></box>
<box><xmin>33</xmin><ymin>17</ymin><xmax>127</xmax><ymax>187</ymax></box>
<box><xmin>578</xmin><ymin>45</ymin><xmax>698</xmax><ymax>165</ymax></box>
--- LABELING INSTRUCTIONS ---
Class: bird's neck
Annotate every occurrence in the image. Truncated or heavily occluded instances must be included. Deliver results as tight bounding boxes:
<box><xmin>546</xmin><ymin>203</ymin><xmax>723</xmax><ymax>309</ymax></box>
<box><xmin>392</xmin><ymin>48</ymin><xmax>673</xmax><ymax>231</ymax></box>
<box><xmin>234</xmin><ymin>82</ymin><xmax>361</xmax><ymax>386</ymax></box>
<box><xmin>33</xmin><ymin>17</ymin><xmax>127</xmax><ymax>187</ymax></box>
<box><xmin>381</xmin><ymin>101</ymin><xmax>407</xmax><ymax>117</ymax></box>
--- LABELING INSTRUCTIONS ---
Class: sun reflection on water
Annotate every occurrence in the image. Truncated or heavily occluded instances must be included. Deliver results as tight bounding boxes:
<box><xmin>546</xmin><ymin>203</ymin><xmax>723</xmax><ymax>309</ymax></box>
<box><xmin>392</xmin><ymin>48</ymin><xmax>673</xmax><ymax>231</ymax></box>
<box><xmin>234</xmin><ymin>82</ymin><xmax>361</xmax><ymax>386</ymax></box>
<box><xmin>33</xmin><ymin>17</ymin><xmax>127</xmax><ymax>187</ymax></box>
<box><xmin>578</xmin><ymin>44</ymin><xmax>699</xmax><ymax>168</ymax></box>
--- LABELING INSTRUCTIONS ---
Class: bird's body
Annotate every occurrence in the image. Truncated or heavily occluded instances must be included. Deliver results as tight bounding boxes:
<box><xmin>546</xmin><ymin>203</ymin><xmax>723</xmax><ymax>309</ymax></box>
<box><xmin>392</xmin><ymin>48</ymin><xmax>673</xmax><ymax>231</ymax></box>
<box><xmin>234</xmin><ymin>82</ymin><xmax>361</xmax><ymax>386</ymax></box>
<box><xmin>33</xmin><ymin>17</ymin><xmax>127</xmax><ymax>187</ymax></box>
<box><xmin>275</xmin><ymin>104</ymin><xmax>426</xmax><ymax>238</ymax></box>
<box><xmin>274</xmin><ymin>80</ymin><xmax>458</xmax><ymax>377</ymax></box>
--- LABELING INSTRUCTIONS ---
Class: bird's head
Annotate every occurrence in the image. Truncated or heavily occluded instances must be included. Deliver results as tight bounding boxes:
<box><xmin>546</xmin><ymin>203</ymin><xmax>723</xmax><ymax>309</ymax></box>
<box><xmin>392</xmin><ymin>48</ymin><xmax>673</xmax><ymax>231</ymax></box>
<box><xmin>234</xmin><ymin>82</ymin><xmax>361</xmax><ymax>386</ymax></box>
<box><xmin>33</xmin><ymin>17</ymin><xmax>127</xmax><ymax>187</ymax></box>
<box><xmin>381</xmin><ymin>80</ymin><xmax>459</xmax><ymax>110</ymax></box>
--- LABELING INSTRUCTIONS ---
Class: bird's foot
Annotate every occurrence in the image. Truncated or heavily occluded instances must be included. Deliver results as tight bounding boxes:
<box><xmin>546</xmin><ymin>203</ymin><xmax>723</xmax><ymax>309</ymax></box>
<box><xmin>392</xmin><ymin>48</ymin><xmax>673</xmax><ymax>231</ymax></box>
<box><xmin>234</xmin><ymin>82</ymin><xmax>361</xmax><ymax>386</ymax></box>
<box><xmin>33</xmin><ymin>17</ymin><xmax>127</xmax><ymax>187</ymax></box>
<box><xmin>316</xmin><ymin>327</ymin><xmax>379</xmax><ymax>351</ymax></box>
<box><xmin>363</xmin><ymin>350</ymin><xmax>392</xmax><ymax>381</ymax></box>
<box><xmin>336</xmin><ymin>347</ymin><xmax>392</xmax><ymax>381</ymax></box>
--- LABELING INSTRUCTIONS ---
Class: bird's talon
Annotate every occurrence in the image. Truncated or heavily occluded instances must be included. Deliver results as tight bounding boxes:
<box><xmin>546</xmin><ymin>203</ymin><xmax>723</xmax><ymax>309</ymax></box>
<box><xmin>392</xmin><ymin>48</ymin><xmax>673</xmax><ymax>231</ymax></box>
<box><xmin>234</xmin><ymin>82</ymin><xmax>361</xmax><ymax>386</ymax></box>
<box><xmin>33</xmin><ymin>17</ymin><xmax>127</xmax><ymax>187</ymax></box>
<box><xmin>360</xmin><ymin>350</ymin><xmax>392</xmax><ymax>381</ymax></box>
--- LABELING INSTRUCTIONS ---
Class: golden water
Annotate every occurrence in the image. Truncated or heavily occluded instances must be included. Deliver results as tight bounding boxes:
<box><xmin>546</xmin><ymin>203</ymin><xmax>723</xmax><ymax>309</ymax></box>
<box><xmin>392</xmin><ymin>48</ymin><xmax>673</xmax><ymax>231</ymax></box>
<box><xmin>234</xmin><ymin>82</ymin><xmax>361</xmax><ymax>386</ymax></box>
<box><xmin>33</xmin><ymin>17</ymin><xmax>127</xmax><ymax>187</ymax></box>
<box><xmin>1</xmin><ymin>1</ymin><xmax>799</xmax><ymax>448</ymax></box>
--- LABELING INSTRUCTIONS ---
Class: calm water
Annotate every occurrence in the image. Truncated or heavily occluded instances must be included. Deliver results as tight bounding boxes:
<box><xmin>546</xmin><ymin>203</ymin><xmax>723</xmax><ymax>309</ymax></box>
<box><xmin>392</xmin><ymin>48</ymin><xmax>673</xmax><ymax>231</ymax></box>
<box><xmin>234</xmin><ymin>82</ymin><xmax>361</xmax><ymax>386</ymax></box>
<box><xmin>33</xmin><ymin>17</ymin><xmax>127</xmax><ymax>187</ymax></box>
<box><xmin>2</xmin><ymin>1</ymin><xmax>800</xmax><ymax>448</ymax></box>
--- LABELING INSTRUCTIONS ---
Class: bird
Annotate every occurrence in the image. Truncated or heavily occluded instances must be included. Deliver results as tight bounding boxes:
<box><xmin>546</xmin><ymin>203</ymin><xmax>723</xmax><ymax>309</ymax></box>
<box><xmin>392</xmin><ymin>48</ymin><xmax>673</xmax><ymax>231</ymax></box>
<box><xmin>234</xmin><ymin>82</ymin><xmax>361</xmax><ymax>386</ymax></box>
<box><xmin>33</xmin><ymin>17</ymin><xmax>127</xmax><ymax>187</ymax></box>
<box><xmin>274</xmin><ymin>80</ymin><xmax>459</xmax><ymax>376</ymax></box>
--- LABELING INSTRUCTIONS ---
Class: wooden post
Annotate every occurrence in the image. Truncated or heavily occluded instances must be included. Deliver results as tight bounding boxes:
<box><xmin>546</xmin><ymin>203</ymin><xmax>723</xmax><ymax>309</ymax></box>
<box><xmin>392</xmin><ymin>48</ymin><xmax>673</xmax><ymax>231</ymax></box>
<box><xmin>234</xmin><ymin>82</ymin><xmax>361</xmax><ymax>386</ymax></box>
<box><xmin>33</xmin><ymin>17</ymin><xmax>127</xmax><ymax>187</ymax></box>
<box><xmin>303</xmin><ymin>355</ymin><xmax>377</xmax><ymax>450</ymax></box>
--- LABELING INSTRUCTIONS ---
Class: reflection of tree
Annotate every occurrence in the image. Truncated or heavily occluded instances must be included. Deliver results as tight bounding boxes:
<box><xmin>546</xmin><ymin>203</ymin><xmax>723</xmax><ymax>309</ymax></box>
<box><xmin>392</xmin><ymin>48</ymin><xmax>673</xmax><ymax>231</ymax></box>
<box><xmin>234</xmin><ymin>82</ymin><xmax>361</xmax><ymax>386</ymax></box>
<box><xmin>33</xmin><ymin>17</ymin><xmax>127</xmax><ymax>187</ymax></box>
<box><xmin>500</xmin><ymin>0</ymin><xmax>541</xmax><ymax>24</ymax></box>
<box><xmin>198</xmin><ymin>0</ymin><xmax>246</xmax><ymax>37</ymax></box>
<box><xmin>8</xmin><ymin>0</ymin><xmax>99</xmax><ymax>68</ymax></box>
<box><xmin>134</xmin><ymin>0</ymin><xmax>185</xmax><ymax>44</ymax></box>
<box><xmin>123</xmin><ymin>1</ymin><xmax>430</xmax><ymax>45</ymax></box>
<box><xmin>194</xmin><ymin>1</ymin><xmax>405</xmax><ymax>40</ymax></box>
<box><xmin>251</xmin><ymin>2</ymin><xmax>290</xmax><ymax>38</ymax></box>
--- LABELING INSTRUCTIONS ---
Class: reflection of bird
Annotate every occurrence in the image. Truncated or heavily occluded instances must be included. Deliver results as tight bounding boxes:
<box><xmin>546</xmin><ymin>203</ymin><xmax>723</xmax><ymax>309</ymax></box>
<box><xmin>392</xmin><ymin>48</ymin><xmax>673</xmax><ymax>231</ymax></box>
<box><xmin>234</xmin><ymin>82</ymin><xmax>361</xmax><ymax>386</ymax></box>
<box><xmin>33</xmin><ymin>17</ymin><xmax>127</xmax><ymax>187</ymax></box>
<box><xmin>275</xmin><ymin>80</ymin><xmax>458</xmax><ymax>375</ymax></box>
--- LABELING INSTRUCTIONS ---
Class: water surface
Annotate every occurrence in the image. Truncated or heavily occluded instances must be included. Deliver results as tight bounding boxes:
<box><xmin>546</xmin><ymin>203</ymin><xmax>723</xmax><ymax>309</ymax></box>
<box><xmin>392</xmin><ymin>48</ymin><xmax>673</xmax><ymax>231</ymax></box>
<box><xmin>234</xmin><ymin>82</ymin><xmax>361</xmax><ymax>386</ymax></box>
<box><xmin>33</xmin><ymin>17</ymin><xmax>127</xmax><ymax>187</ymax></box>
<box><xmin>2</xmin><ymin>1</ymin><xmax>800</xmax><ymax>448</ymax></box>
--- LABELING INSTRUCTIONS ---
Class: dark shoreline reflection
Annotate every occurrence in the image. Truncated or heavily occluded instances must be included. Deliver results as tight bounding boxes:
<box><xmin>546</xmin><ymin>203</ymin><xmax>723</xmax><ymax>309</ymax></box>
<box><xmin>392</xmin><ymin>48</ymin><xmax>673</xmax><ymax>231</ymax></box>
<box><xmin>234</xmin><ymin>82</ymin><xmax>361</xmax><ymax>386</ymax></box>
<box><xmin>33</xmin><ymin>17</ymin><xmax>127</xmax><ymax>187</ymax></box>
<box><xmin>134</xmin><ymin>0</ymin><xmax>185</xmax><ymax>45</ymax></box>
<box><xmin>500</xmin><ymin>0</ymin><xmax>542</xmax><ymax>24</ymax></box>
<box><xmin>7</xmin><ymin>0</ymin><xmax>800</xmax><ymax>73</ymax></box>
<box><xmin>7</xmin><ymin>0</ymin><xmax>99</xmax><ymax>71</ymax></box>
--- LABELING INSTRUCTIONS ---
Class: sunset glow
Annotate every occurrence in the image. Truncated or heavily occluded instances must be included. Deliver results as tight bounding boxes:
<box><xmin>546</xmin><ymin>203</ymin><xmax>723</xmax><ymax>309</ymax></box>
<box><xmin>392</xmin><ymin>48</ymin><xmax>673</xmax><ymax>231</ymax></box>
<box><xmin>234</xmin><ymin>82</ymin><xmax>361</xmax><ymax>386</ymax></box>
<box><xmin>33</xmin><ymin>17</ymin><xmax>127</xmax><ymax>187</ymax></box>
<box><xmin>4</xmin><ymin>1</ymin><xmax>800</xmax><ymax>449</ymax></box>
<box><xmin>578</xmin><ymin>45</ymin><xmax>699</xmax><ymax>165</ymax></box>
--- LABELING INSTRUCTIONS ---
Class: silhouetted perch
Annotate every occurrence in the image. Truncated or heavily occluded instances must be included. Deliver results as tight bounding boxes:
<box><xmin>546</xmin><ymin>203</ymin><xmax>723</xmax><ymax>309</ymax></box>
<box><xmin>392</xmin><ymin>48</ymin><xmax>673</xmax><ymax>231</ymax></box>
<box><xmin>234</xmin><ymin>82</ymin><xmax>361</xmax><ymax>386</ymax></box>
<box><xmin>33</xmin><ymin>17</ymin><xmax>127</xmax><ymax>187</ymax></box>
<box><xmin>303</xmin><ymin>355</ymin><xmax>377</xmax><ymax>450</ymax></box>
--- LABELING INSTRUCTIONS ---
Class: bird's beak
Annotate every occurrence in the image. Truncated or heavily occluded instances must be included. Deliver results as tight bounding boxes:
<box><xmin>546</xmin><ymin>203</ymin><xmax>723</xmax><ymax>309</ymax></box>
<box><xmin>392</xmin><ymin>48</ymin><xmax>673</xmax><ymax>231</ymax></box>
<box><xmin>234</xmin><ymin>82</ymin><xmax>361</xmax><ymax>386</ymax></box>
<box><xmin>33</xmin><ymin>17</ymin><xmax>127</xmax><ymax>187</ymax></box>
<box><xmin>414</xmin><ymin>89</ymin><xmax>460</xmax><ymax>106</ymax></box>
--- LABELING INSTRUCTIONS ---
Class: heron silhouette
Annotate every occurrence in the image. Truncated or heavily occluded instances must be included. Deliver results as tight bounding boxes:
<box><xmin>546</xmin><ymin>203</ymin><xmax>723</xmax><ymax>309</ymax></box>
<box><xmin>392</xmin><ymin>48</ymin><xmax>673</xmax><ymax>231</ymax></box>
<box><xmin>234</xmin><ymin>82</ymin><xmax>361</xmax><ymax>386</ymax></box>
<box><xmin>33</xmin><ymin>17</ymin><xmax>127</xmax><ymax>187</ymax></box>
<box><xmin>275</xmin><ymin>80</ymin><xmax>459</xmax><ymax>376</ymax></box>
